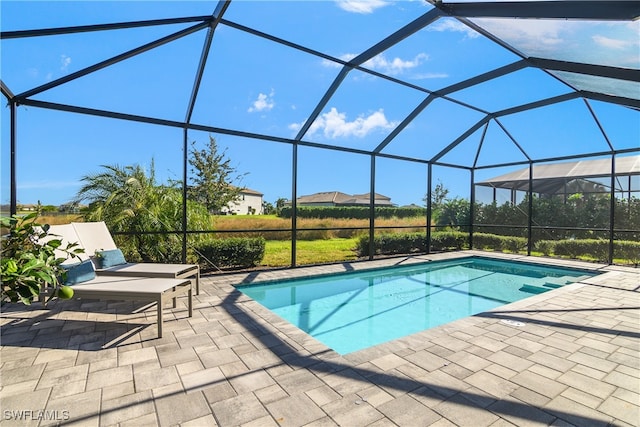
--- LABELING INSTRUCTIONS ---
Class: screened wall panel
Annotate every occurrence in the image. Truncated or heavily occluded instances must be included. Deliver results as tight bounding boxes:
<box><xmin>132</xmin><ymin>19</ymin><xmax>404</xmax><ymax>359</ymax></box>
<box><xmin>2</xmin><ymin>0</ymin><xmax>637</xmax><ymax>267</ymax></box>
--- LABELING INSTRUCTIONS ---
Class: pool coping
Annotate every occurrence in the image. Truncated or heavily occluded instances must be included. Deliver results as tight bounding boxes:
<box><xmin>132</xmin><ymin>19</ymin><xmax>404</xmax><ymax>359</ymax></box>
<box><xmin>232</xmin><ymin>252</ymin><xmax>605</xmax><ymax>356</ymax></box>
<box><xmin>1</xmin><ymin>250</ymin><xmax>638</xmax><ymax>426</ymax></box>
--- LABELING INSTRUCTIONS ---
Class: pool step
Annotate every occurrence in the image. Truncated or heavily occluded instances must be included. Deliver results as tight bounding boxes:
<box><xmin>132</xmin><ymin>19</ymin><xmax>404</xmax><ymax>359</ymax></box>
<box><xmin>519</xmin><ymin>284</ymin><xmax>549</xmax><ymax>294</ymax></box>
<box><xmin>520</xmin><ymin>274</ymin><xmax>589</xmax><ymax>294</ymax></box>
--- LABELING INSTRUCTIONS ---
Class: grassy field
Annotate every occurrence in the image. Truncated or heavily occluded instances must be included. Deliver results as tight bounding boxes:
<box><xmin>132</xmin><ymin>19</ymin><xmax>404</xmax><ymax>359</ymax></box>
<box><xmin>263</xmin><ymin>238</ymin><xmax>359</xmax><ymax>266</ymax></box>
<box><xmin>35</xmin><ymin>214</ymin><xmax>397</xmax><ymax>266</ymax></box>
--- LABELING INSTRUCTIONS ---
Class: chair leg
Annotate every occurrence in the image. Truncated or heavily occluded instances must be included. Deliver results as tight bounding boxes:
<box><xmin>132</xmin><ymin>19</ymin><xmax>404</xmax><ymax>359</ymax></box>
<box><xmin>157</xmin><ymin>296</ymin><xmax>163</xmax><ymax>338</ymax></box>
<box><xmin>188</xmin><ymin>286</ymin><xmax>193</xmax><ymax>317</ymax></box>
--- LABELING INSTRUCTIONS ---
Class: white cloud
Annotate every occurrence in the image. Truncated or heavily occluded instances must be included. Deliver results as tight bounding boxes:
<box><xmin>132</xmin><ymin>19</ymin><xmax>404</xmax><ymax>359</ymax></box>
<box><xmin>365</xmin><ymin>53</ymin><xmax>429</xmax><ymax>75</ymax></box>
<box><xmin>248</xmin><ymin>89</ymin><xmax>275</xmax><ymax>113</ymax></box>
<box><xmin>323</xmin><ymin>52</ymin><xmax>429</xmax><ymax>76</ymax></box>
<box><xmin>335</xmin><ymin>0</ymin><xmax>389</xmax><ymax>14</ymax></box>
<box><xmin>60</xmin><ymin>54</ymin><xmax>71</xmax><ymax>72</ymax></box>
<box><xmin>429</xmin><ymin>18</ymin><xmax>479</xmax><ymax>39</ymax></box>
<box><xmin>413</xmin><ymin>72</ymin><xmax>448</xmax><ymax>80</ymax></box>
<box><xmin>322</xmin><ymin>54</ymin><xmax>356</xmax><ymax>69</ymax></box>
<box><xmin>592</xmin><ymin>35</ymin><xmax>630</xmax><ymax>50</ymax></box>
<box><xmin>292</xmin><ymin>107</ymin><xmax>398</xmax><ymax>139</ymax></box>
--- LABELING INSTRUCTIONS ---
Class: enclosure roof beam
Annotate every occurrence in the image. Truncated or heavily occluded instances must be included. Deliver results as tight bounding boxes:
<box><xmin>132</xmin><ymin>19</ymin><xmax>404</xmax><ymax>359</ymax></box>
<box><xmin>350</xmin><ymin>8</ymin><xmax>443</xmax><ymax>66</ymax></box>
<box><xmin>296</xmin><ymin>9</ymin><xmax>443</xmax><ymax>141</ymax></box>
<box><xmin>184</xmin><ymin>0</ymin><xmax>230</xmax><ymax>124</ymax></box>
<box><xmin>431</xmin><ymin>1</ymin><xmax>640</xmax><ymax>21</ymax></box>
<box><xmin>580</xmin><ymin>91</ymin><xmax>640</xmax><ymax>110</ymax></box>
<box><xmin>0</xmin><ymin>16</ymin><xmax>210</xmax><ymax>39</ymax></box>
<box><xmin>429</xmin><ymin>92</ymin><xmax>581</xmax><ymax>165</ymax></box>
<box><xmin>430</xmin><ymin>116</ymin><xmax>491</xmax><ymax>163</ymax></box>
<box><xmin>528</xmin><ymin>58</ymin><xmax>640</xmax><ymax>83</ymax></box>
<box><xmin>19</xmin><ymin>98</ymin><xmax>434</xmax><ymax>165</ymax></box>
<box><xmin>14</xmin><ymin>21</ymin><xmax>210</xmax><ymax>102</ymax></box>
<box><xmin>493</xmin><ymin>118</ymin><xmax>532</xmax><ymax>162</ymax></box>
<box><xmin>494</xmin><ymin>92</ymin><xmax>580</xmax><ymax>118</ymax></box>
<box><xmin>437</xmin><ymin>60</ymin><xmax>528</xmax><ymax>96</ymax></box>
<box><xmin>374</xmin><ymin>94</ymin><xmax>437</xmax><ymax>154</ymax></box>
<box><xmin>1</xmin><ymin>80</ymin><xmax>15</xmax><ymax>100</ymax></box>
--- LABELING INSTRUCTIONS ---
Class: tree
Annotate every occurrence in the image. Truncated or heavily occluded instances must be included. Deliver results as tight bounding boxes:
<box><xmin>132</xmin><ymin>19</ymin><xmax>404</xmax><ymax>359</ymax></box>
<box><xmin>423</xmin><ymin>181</ymin><xmax>450</xmax><ymax>223</ymax></box>
<box><xmin>262</xmin><ymin>201</ymin><xmax>275</xmax><ymax>215</ymax></box>
<box><xmin>187</xmin><ymin>135</ymin><xmax>247</xmax><ymax>213</ymax></box>
<box><xmin>436</xmin><ymin>198</ymin><xmax>471</xmax><ymax>231</ymax></box>
<box><xmin>73</xmin><ymin>161</ymin><xmax>210</xmax><ymax>263</ymax></box>
<box><xmin>275</xmin><ymin>197</ymin><xmax>288</xmax><ymax>215</ymax></box>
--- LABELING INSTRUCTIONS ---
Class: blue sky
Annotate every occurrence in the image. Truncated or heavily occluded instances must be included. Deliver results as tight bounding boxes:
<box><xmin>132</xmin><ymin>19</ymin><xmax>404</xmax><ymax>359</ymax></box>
<box><xmin>2</xmin><ymin>1</ymin><xmax>639</xmax><ymax>208</ymax></box>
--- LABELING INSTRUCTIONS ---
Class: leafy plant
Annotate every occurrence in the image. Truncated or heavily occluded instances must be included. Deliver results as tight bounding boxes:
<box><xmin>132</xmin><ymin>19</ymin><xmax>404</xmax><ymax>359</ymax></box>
<box><xmin>1</xmin><ymin>212</ymin><xmax>84</xmax><ymax>305</ymax></box>
<box><xmin>74</xmin><ymin>161</ymin><xmax>211</xmax><ymax>263</ymax></box>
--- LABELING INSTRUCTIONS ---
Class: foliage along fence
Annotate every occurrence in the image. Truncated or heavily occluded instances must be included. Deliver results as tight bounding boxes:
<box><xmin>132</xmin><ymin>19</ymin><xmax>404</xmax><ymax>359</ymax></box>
<box><xmin>466</xmin><ymin>196</ymin><xmax>640</xmax><ymax>240</ymax></box>
<box><xmin>194</xmin><ymin>237</ymin><xmax>266</xmax><ymax>271</ymax></box>
<box><xmin>356</xmin><ymin>231</ymin><xmax>639</xmax><ymax>265</ymax></box>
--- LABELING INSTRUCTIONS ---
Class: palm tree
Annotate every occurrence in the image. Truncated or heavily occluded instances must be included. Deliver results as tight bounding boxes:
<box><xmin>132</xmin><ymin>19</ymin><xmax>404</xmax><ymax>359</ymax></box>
<box><xmin>73</xmin><ymin>161</ymin><xmax>210</xmax><ymax>263</ymax></box>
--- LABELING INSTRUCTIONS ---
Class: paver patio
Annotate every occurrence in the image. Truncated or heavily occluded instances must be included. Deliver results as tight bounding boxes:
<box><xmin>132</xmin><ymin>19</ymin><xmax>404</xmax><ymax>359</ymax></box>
<box><xmin>1</xmin><ymin>251</ymin><xmax>638</xmax><ymax>426</ymax></box>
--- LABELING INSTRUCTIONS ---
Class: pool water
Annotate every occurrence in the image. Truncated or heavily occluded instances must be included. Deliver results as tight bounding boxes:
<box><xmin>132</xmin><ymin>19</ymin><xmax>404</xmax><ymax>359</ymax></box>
<box><xmin>238</xmin><ymin>257</ymin><xmax>596</xmax><ymax>354</ymax></box>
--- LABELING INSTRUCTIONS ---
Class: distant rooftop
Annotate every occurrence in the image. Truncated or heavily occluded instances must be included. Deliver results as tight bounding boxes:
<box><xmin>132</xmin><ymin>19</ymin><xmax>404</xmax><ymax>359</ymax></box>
<box><xmin>293</xmin><ymin>191</ymin><xmax>394</xmax><ymax>207</ymax></box>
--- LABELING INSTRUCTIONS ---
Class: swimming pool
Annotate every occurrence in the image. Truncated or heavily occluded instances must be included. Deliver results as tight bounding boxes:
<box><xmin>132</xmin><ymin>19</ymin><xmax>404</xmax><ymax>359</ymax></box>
<box><xmin>238</xmin><ymin>257</ymin><xmax>597</xmax><ymax>354</ymax></box>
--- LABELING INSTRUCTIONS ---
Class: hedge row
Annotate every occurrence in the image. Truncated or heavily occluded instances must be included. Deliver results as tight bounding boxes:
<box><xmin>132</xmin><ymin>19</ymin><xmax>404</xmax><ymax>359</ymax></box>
<box><xmin>279</xmin><ymin>206</ymin><xmax>426</xmax><ymax>220</ymax></box>
<box><xmin>194</xmin><ymin>237</ymin><xmax>265</xmax><ymax>270</ymax></box>
<box><xmin>356</xmin><ymin>231</ymin><xmax>639</xmax><ymax>264</ymax></box>
<box><xmin>355</xmin><ymin>231</ymin><xmax>469</xmax><ymax>256</ymax></box>
<box><xmin>535</xmin><ymin>239</ymin><xmax>640</xmax><ymax>264</ymax></box>
<box><xmin>473</xmin><ymin>233</ymin><xmax>527</xmax><ymax>253</ymax></box>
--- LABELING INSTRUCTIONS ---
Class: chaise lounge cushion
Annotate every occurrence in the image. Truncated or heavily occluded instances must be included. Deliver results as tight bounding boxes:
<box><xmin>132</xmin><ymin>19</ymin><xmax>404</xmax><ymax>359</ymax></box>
<box><xmin>96</xmin><ymin>248</ymin><xmax>127</xmax><ymax>268</ymax></box>
<box><xmin>62</xmin><ymin>259</ymin><xmax>96</xmax><ymax>285</ymax></box>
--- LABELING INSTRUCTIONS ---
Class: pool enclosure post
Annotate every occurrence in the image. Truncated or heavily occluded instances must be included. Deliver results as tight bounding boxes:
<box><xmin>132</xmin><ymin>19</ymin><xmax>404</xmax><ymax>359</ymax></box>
<box><xmin>527</xmin><ymin>161</ymin><xmax>533</xmax><ymax>256</ymax></box>
<box><xmin>426</xmin><ymin>163</ymin><xmax>432</xmax><ymax>254</ymax></box>
<box><xmin>1</xmin><ymin>82</ymin><xmax>18</xmax><ymax>216</ymax></box>
<box><xmin>609</xmin><ymin>155</ymin><xmax>616</xmax><ymax>264</ymax></box>
<box><xmin>470</xmin><ymin>168</ymin><xmax>475</xmax><ymax>250</ymax></box>
<box><xmin>368</xmin><ymin>155</ymin><xmax>376</xmax><ymax>261</ymax></box>
<box><xmin>9</xmin><ymin>100</ymin><xmax>17</xmax><ymax>217</ymax></box>
<box><xmin>181</xmin><ymin>128</ymin><xmax>189</xmax><ymax>263</ymax></box>
<box><xmin>291</xmin><ymin>143</ymin><xmax>298</xmax><ymax>267</ymax></box>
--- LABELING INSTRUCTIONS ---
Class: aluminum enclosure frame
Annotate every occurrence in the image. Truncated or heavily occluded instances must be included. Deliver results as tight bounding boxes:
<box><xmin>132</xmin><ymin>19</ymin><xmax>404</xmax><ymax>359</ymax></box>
<box><xmin>2</xmin><ymin>0</ymin><xmax>639</xmax><ymax>266</ymax></box>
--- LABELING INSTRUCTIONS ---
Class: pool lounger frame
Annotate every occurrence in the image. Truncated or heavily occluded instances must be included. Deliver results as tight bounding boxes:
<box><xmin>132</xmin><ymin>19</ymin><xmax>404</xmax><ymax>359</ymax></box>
<box><xmin>66</xmin><ymin>275</ymin><xmax>193</xmax><ymax>338</ymax></box>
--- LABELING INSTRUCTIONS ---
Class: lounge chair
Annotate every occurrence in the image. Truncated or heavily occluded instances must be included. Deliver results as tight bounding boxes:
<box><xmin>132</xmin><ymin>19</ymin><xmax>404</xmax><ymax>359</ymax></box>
<box><xmin>43</xmin><ymin>226</ymin><xmax>193</xmax><ymax>338</ymax></box>
<box><xmin>65</xmin><ymin>273</ymin><xmax>192</xmax><ymax>338</ymax></box>
<box><xmin>69</xmin><ymin>221</ymin><xmax>200</xmax><ymax>295</ymax></box>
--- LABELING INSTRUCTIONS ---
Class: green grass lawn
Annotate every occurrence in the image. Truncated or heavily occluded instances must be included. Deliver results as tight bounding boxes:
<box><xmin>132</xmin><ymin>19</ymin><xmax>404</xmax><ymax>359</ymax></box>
<box><xmin>263</xmin><ymin>238</ymin><xmax>359</xmax><ymax>267</ymax></box>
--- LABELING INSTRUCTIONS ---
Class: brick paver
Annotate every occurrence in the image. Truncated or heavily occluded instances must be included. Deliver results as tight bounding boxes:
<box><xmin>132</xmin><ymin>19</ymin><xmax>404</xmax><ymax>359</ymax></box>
<box><xmin>1</xmin><ymin>252</ymin><xmax>637</xmax><ymax>426</ymax></box>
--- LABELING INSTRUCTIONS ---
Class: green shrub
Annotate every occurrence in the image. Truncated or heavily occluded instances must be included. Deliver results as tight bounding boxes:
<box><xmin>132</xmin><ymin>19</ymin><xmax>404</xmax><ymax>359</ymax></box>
<box><xmin>1</xmin><ymin>212</ymin><xmax>84</xmax><ymax>304</ymax></box>
<box><xmin>534</xmin><ymin>240</ymin><xmax>554</xmax><ymax>256</ymax></box>
<box><xmin>356</xmin><ymin>231</ymin><xmax>469</xmax><ymax>256</ymax></box>
<box><xmin>431</xmin><ymin>231</ymin><xmax>468</xmax><ymax>251</ymax></box>
<box><xmin>553</xmin><ymin>239</ymin><xmax>609</xmax><ymax>261</ymax></box>
<box><xmin>356</xmin><ymin>231</ymin><xmax>638</xmax><ymax>265</ymax></box>
<box><xmin>195</xmin><ymin>237</ymin><xmax>265</xmax><ymax>270</ymax></box>
<box><xmin>614</xmin><ymin>241</ymin><xmax>640</xmax><ymax>266</ymax></box>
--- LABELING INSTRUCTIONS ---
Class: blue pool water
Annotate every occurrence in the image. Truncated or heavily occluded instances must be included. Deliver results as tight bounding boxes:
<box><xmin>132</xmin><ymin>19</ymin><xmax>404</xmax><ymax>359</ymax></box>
<box><xmin>239</xmin><ymin>257</ymin><xmax>597</xmax><ymax>354</ymax></box>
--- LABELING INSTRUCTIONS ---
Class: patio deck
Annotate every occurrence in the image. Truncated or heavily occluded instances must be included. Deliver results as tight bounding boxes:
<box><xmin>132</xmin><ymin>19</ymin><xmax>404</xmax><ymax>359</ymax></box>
<box><xmin>1</xmin><ymin>251</ymin><xmax>638</xmax><ymax>427</ymax></box>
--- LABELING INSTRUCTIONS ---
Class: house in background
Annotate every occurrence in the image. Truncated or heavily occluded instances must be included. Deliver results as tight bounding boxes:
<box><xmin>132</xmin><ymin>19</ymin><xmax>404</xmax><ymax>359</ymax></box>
<box><xmin>223</xmin><ymin>187</ymin><xmax>264</xmax><ymax>215</ymax></box>
<box><xmin>293</xmin><ymin>191</ymin><xmax>395</xmax><ymax>207</ymax></box>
